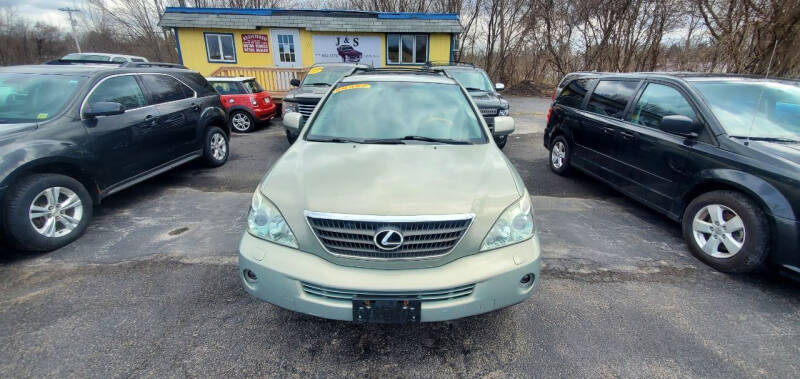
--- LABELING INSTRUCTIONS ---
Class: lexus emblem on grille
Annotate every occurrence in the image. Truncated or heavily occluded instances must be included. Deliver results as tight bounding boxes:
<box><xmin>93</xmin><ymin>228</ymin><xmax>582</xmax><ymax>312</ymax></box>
<box><xmin>374</xmin><ymin>228</ymin><xmax>404</xmax><ymax>251</ymax></box>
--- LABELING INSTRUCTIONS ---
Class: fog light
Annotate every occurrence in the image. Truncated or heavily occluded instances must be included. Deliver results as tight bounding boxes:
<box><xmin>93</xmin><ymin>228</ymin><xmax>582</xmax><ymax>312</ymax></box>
<box><xmin>243</xmin><ymin>269</ymin><xmax>258</xmax><ymax>282</ymax></box>
<box><xmin>520</xmin><ymin>273</ymin><xmax>534</xmax><ymax>287</ymax></box>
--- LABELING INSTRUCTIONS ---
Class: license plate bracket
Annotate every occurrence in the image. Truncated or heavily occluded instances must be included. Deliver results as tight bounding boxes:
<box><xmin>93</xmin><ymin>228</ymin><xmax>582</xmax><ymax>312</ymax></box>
<box><xmin>353</xmin><ymin>299</ymin><xmax>421</xmax><ymax>324</ymax></box>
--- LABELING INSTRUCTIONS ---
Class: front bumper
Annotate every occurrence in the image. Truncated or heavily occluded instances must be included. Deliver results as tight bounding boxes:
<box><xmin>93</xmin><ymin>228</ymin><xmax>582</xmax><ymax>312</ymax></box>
<box><xmin>253</xmin><ymin>103</ymin><xmax>277</xmax><ymax>120</ymax></box>
<box><xmin>239</xmin><ymin>232</ymin><xmax>541</xmax><ymax>322</ymax></box>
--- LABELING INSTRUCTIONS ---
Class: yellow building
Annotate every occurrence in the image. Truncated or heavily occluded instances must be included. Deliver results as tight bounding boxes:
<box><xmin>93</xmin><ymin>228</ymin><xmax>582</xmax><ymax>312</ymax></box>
<box><xmin>158</xmin><ymin>7</ymin><xmax>462</xmax><ymax>77</ymax></box>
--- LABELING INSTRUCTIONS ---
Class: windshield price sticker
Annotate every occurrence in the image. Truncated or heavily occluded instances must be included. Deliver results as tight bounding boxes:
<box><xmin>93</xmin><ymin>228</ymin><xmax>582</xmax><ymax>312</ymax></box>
<box><xmin>308</xmin><ymin>67</ymin><xmax>324</xmax><ymax>75</ymax></box>
<box><xmin>333</xmin><ymin>84</ymin><xmax>371</xmax><ymax>94</ymax></box>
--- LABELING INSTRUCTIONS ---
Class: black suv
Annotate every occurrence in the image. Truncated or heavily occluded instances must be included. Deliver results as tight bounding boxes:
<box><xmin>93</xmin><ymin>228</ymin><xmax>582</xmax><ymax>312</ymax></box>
<box><xmin>430</xmin><ymin>63</ymin><xmax>510</xmax><ymax>148</ymax></box>
<box><xmin>282</xmin><ymin>63</ymin><xmax>367</xmax><ymax>143</ymax></box>
<box><xmin>544</xmin><ymin>73</ymin><xmax>800</xmax><ymax>276</ymax></box>
<box><xmin>0</xmin><ymin>62</ymin><xmax>229</xmax><ymax>251</ymax></box>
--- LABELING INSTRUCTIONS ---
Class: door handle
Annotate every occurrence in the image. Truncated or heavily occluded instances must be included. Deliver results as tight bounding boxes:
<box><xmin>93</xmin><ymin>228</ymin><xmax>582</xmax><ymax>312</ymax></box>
<box><xmin>144</xmin><ymin>115</ymin><xmax>157</xmax><ymax>128</ymax></box>
<box><xmin>602</xmin><ymin>127</ymin><xmax>616</xmax><ymax>134</ymax></box>
<box><xmin>619</xmin><ymin>130</ymin><xmax>636</xmax><ymax>140</ymax></box>
<box><xmin>191</xmin><ymin>103</ymin><xmax>201</xmax><ymax>112</ymax></box>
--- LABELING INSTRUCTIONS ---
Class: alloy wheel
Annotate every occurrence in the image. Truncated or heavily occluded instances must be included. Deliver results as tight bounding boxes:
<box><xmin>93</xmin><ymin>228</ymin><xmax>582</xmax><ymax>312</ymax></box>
<box><xmin>691</xmin><ymin>204</ymin><xmax>745</xmax><ymax>258</ymax></box>
<box><xmin>210</xmin><ymin>133</ymin><xmax>227</xmax><ymax>161</ymax></box>
<box><xmin>28</xmin><ymin>186</ymin><xmax>84</xmax><ymax>238</ymax></box>
<box><xmin>551</xmin><ymin>141</ymin><xmax>566</xmax><ymax>169</ymax></box>
<box><xmin>231</xmin><ymin>113</ymin><xmax>251</xmax><ymax>132</ymax></box>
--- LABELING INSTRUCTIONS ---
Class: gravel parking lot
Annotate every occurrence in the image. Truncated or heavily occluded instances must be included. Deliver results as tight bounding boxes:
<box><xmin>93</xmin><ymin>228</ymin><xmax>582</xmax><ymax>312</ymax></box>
<box><xmin>1</xmin><ymin>96</ymin><xmax>798</xmax><ymax>378</ymax></box>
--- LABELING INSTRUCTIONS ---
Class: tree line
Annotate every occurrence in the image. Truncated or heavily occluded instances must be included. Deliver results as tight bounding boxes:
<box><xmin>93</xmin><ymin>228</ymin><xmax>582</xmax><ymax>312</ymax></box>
<box><xmin>1</xmin><ymin>0</ymin><xmax>798</xmax><ymax>86</ymax></box>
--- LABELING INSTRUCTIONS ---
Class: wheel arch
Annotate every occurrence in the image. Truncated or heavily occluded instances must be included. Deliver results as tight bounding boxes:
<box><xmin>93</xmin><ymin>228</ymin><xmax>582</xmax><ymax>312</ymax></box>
<box><xmin>201</xmin><ymin>106</ymin><xmax>230</xmax><ymax>138</ymax></box>
<box><xmin>680</xmin><ymin>169</ymin><xmax>794</xmax><ymax>221</ymax></box>
<box><xmin>3</xmin><ymin>159</ymin><xmax>101</xmax><ymax>204</ymax></box>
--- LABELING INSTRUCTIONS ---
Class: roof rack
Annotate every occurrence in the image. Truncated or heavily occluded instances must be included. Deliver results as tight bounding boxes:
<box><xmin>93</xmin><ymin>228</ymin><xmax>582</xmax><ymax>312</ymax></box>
<box><xmin>45</xmin><ymin>59</ymin><xmax>120</xmax><ymax>66</ymax></box>
<box><xmin>422</xmin><ymin>61</ymin><xmax>475</xmax><ymax>68</ymax></box>
<box><xmin>351</xmin><ymin>67</ymin><xmax>446</xmax><ymax>76</ymax></box>
<box><xmin>120</xmin><ymin>62</ymin><xmax>187</xmax><ymax>69</ymax></box>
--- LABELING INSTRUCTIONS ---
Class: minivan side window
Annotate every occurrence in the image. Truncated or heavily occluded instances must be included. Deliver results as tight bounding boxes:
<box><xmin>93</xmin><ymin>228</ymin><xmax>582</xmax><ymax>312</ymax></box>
<box><xmin>555</xmin><ymin>78</ymin><xmax>591</xmax><ymax>108</ymax></box>
<box><xmin>87</xmin><ymin>75</ymin><xmax>146</xmax><ymax>110</ymax></box>
<box><xmin>630</xmin><ymin>83</ymin><xmax>696</xmax><ymax>128</ymax></box>
<box><xmin>586</xmin><ymin>80</ymin><xmax>639</xmax><ymax>119</ymax></box>
<box><xmin>140</xmin><ymin>74</ymin><xmax>193</xmax><ymax>105</ymax></box>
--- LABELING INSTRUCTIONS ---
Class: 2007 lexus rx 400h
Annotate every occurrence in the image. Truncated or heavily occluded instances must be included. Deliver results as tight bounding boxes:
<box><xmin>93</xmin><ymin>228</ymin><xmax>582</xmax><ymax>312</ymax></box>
<box><xmin>238</xmin><ymin>69</ymin><xmax>539</xmax><ymax>323</ymax></box>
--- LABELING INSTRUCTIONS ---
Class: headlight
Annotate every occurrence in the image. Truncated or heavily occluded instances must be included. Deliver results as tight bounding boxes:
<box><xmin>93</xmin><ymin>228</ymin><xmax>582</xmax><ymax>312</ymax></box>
<box><xmin>283</xmin><ymin>101</ymin><xmax>298</xmax><ymax>114</ymax></box>
<box><xmin>247</xmin><ymin>191</ymin><xmax>298</xmax><ymax>248</ymax></box>
<box><xmin>481</xmin><ymin>195</ymin><xmax>535</xmax><ymax>251</ymax></box>
<box><xmin>250</xmin><ymin>96</ymin><xmax>258</xmax><ymax>106</ymax></box>
<box><xmin>498</xmin><ymin>108</ymin><xmax>510</xmax><ymax>116</ymax></box>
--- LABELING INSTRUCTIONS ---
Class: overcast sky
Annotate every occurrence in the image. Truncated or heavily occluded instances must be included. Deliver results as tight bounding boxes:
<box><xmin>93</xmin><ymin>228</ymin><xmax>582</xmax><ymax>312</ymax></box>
<box><xmin>4</xmin><ymin>0</ymin><xmax>87</xmax><ymax>28</ymax></box>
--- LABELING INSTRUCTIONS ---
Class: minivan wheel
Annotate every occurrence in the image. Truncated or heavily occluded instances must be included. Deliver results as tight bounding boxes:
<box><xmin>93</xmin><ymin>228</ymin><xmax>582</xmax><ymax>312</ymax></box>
<box><xmin>2</xmin><ymin>174</ymin><xmax>93</xmax><ymax>252</ymax></box>
<box><xmin>549</xmin><ymin>136</ymin><xmax>571</xmax><ymax>175</ymax></box>
<box><xmin>682</xmin><ymin>190</ymin><xmax>769</xmax><ymax>273</ymax></box>
<box><xmin>203</xmin><ymin>127</ymin><xmax>229</xmax><ymax>167</ymax></box>
<box><xmin>494</xmin><ymin>135</ymin><xmax>507</xmax><ymax>149</ymax></box>
<box><xmin>230</xmin><ymin>111</ymin><xmax>255</xmax><ymax>133</ymax></box>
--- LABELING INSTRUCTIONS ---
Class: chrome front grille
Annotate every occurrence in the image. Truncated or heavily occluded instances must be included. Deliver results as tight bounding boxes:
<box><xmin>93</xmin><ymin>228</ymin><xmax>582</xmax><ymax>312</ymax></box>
<box><xmin>305</xmin><ymin>212</ymin><xmax>474</xmax><ymax>260</ymax></box>
<box><xmin>302</xmin><ymin>282</ymin><xmax>475</xmax><ymax>302</ymax></box>
<box><xmin>480</xmin><ymin>107</ymin><xmax>498</xmax><ymax>117</ymax></box>
<box><xmin>297</xmin><ymin>103</ymin><xmax>316</xmax><ymax>117</ymax></box>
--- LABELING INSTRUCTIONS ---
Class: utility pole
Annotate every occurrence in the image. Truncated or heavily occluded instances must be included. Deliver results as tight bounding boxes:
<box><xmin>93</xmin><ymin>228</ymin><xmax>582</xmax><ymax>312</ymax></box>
<box><xmin>59</xmin><ymin>7</ymin><xmax>82</xmax><ymax>53</ymax></box>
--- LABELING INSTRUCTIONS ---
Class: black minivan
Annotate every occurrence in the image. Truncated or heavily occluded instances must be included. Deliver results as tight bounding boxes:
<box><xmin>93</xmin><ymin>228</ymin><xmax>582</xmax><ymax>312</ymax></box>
<box><xmin>0</xmin><ymin>62</ymin><xmax>229</xmax><ymax>252</ymax></box>
<box><xmin>544</xmin><ymin>73</ymin><xmax>800</xmax><ymax>276</ymax></box>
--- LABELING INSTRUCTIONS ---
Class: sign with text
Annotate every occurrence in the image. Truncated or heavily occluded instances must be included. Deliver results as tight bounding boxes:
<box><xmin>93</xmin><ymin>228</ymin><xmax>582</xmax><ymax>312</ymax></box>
<box><xmin>312</xmin><ymin>35</ymin><xmax>380</xmax><ymax>64</ymax></box>
<box><xmin>242</xmin><ymin>34</ymin><xmax>269</xmax><ymax>53</ymax></box>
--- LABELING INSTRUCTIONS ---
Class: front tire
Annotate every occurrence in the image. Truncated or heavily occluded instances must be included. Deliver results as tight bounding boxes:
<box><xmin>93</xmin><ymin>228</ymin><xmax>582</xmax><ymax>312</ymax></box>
<box><xmin>548</xmin><ymin>135</ymin><xmax>571</xmax><ymax>175</ymax></box>
<box><xmin>203</xmin><ymin>127</ymin><xmax>229</xmax><ymax>167</ymax></box>
<box><xmin>229</xmin><ymin>111</ymin><xmax>255</xmax><ymax>133</ymax></box>
<box><xmin>682</xmin><ymin>190</ymin><xmax>769</xmax><ymax>273</ymax></box>
<box><xmin>494</xmin><ymin>135</ymin><xmax>507</xmax><ymax>149</ymax></box>
<box><xmin>1</xmin><ymin>174</ymin><xmax>93</xmax><ymax>252</ymax></box>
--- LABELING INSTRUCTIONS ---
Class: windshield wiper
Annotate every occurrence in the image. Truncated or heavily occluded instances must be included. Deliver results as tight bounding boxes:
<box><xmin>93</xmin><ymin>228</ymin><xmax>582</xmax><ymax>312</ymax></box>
<box><xmin>464</xmin><ymin>87</ymin><xmax>488</xmax><ymax>92</ymax></box>
<box><xmin>306</xmin><ymin>137</ymin><xmax>363</xmax><ymax>144</ymax></box>
<box><xmin>305</xmin><ymin>82</ymin><xmax>331</xmax><ymax>86</ymax></box>
<box><xmin>364</xmin><ymin>135</ymin><xmax>473</xmax><ymax>145</ymax></box>
<box><xmin>730</xmin><ymin>136</ymin><xmax>800</xmax><ymax>143</ymax></box>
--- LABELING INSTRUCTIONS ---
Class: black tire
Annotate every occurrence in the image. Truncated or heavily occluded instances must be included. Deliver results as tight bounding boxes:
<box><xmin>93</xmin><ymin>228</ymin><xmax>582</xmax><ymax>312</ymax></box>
<box><xmin>286</xmin><ymin>130</ymin><xmax>298</xmax><ymax>144</ymax></box>
<box><xmin>203</xmin><ymin>127</ymin><xmax>229</xmax><ymax>167</ymax></box>
<box><xmin>682</xmin><ymin>190</ymin><xmax>769</xmax><ymax>273</ymax></box>
<box><xmin>1</xmin><ymin>174</ymin><xmax>93</xmax><ymax>252</ymax></box>
<box><xmin>548</xmin><ymin>135</ymin><xmax>571</xmax><ymax>175</ymax></box>
<box><xmin>229</xmin><ymin>111</ymin><xmax>255</xmax><ymax>133</ymax></box>
<box><xmin>494</xmin><ymin>135</ymin><xmax>507</xmax><ymax>149</ymax></box>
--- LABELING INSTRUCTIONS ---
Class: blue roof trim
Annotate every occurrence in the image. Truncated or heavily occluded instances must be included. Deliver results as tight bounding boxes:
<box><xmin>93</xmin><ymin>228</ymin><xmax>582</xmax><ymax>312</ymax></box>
<box><xmin>165</xmin><ymin>7</ymin><xmax>272</xmax><ymax>16</ymax></box>
<box><xmin>163</xmin><ymin>7</ymin><xmax>458</xmax><ymax>20</ymax></box>
<box><xmin>377</xmin><ymin>13</ymin><xmax>459</xmax><ymax>20</ymax></box>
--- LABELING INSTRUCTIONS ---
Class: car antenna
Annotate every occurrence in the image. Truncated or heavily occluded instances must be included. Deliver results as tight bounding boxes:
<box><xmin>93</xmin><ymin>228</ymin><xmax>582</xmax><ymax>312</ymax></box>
<box><xmin>745</xmin><ymin>39</ymin><xmax>778</xmax><ymax>147</ymax></box>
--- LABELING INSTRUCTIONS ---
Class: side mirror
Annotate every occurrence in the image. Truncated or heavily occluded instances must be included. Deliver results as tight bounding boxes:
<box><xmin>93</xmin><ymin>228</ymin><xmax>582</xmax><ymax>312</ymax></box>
<box><xmin>495</xmin><ymin>83</ymin><xmax>505</xmax><ymax>91</ymax></box>
<box><xmin>659</xmin><ymin>115</ymin><xmax>699</xmax><ymax>137</ymax></box>
<box><xmin>290</xmin><ymin>78</ymin><xmax>301</xmax><ymax>87</ymax></box>
<box><xmin>84</xmin><ymin>102</ymin><xmax>125</xmax><ymax>118</ymax></box>
<box><xmin>492</xmin><ymin>116</ymin><xmax>515</xmax><ymax>136</ymax></box>
<box><xmin>282</xmin><ymin>112</ymin><xmax>303</xmax><ymax>134</ymax></box>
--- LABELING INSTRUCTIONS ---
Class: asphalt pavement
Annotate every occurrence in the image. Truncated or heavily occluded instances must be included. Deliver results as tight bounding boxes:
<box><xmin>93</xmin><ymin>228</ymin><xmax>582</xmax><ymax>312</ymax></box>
<box><xmin>1</xmin><ymin>96</ymin><xmax>798</xmax><ymax>378</ymax></box>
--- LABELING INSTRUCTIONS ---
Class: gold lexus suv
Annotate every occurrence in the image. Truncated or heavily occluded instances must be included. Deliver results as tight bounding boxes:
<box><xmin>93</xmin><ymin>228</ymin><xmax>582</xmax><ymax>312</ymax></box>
<box><xmin>239</xmin><ymin>68</ymin><xmax>540</xmax><ymax>323</ymax></box>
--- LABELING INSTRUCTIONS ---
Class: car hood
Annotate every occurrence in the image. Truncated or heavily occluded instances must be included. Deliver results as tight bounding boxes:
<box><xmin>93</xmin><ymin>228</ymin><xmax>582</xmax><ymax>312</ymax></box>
<box><xmin>285</xmin><ymin>86</ymin><xmax>329</xmax><ymax>101</ymax></box>
<box><xmin>470</xmin><ymin>91</ymin><xmax>507</xmax><ymax>109</ymax></box>
<box><xmin>746</xmin><ymin>140</ymin><xmax>800</xmax><ymax>167</ymax></box>
<box><xmin>259</xmin><ymin>141</ymin><xmax>524</xmax><ymax>267</ymax></box>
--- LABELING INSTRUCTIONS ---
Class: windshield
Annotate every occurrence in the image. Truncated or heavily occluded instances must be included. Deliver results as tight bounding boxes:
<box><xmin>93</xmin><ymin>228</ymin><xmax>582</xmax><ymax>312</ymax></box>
<box><xmin>306</xmin><ymin>81</ymin><xmax>486</xmax><ymax>144</ymax></box>
<box><xmin>0</xmin><ymin>73</ymin><xmax>85</xmax><ymax>124</ymax></box>
<box><xmin>63</xmin><ymin>53</ymin><xmax>111</xmax><ymax>61</ymax></box>
<box><xmin>447</xmin><ymin>69</ymin><xmax>494</xmax><ymax>92</ymax></box>
<box><xmin>243</xmin><ymin>80</ymin><xmax>264</xmax><ymax>93</ymax></box>
<box><xmin>302</xmin><ymin>66</ymin><xmax>353</xmax><ymax>86</ymax></box>
<box><xmin>692</xmin><ymin>80</ymin><xmax>800</xmax><ymax>140</ymax></box>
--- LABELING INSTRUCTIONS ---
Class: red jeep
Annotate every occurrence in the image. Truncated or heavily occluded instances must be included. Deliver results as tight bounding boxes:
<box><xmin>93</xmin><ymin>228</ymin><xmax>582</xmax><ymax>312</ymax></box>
<box><xmin>207</xmin><ymin>76</ymin><xmax>276</xmax><ymax>133</ymax></box>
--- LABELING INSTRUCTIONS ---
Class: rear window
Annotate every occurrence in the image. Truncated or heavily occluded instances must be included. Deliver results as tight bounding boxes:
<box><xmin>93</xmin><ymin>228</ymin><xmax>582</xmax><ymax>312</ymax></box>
<box><xmin>555</xmin><ymin>78</ymin><xmax>591</xmax><ymax>108</ymax></box>
<box><xmin>178</xmin><ymin>73</ymin><xmax>217</xmax><ymax>97</ymax></box>
<box><xmin>586</xmin><ymin>80</ymin><xmax>640</xmax><ymax>119</ymax></box>
<box><xmin>243</xmin><ymin>80</ymin><xmax>264</xmax><ymax>93</ymax></box>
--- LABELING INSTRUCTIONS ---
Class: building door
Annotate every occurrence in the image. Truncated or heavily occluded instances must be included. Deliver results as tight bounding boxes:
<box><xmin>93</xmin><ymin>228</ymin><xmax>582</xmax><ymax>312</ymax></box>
<box><xmin>271</xmin><ymin>28</ymin><xmax>302</xmax><ymax>68</ymax></box>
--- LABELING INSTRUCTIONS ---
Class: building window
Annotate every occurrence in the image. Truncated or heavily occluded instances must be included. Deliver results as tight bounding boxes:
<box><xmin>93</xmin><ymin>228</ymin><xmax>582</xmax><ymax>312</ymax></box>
<box><xmin>387</xmin><ymin>34</ymin><xmax>428</xmax><ymax>65</ymax></box>
<box><xmin>205</xmin><ymin>33</ymin><xmax>236</xmax><ymax>63</ymax></box>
